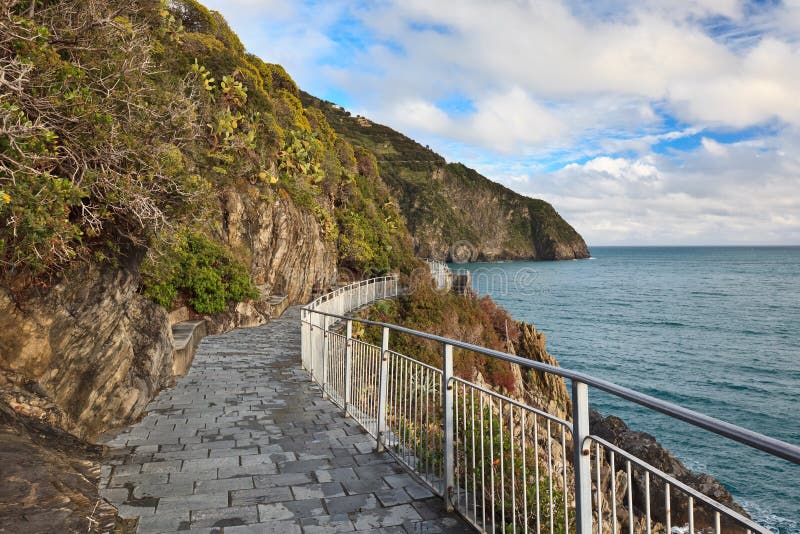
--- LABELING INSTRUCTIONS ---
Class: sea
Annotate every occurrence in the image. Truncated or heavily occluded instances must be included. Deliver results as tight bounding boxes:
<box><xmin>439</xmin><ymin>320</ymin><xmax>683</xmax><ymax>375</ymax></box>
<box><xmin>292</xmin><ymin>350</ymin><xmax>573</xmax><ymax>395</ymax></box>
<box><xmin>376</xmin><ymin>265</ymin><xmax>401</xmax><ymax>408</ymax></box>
<box><xmin>457</xmin><ymin>246</ymin><xmax>799</xmax><ymax>533</ymax></box>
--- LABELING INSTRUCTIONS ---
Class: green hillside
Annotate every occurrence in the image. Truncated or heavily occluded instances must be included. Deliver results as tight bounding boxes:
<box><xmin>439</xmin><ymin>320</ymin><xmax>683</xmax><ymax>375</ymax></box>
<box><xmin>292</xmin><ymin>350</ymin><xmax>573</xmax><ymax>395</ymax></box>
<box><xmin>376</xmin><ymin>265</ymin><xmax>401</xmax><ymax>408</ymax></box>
<box><xmin>300</xmin><ymin>92</ymin><xmax>590</xmax><ymax>261</ymax></box>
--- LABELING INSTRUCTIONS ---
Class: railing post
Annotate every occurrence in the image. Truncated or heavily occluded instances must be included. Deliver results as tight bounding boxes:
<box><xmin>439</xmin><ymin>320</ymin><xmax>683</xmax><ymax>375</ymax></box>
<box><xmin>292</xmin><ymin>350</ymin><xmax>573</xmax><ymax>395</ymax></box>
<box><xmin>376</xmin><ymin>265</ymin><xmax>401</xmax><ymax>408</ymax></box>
<box><xmin>442</xmin><ymin>342</ymin><xmax>455</xmax><ymax>512</ymax></box>
<box><xmin>572</xmin><ymin>379</ymin><xmax>592</xmax><ymax>534</ymax></box>
<box><xmin>321</xmin><ymin>316</ymin><xmax>329</xmax><ymax>398</ymax></box>
<box><xmin>309</xmin><ymin>314</ymin><xmax>315</xmax><ymax>378</ymax></box>
<box><xmin>344</xmin><ymin>319</ymin><xmax>353</xmax><ymax>417</ymax></box>
<box><xmin>377</xmin><ymin>326</ymin><xmax>390</xmax><ymax>452</ymax></box>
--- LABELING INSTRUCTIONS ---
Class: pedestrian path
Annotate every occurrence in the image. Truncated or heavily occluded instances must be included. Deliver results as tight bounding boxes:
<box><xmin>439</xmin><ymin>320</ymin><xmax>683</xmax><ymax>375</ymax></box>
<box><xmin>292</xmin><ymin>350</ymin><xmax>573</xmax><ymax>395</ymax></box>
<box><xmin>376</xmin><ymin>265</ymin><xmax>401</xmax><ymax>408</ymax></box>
<box><xmin>99</xmin><ymin>307</ymin><xmax>469</xmax><ymax>533</ymax></box>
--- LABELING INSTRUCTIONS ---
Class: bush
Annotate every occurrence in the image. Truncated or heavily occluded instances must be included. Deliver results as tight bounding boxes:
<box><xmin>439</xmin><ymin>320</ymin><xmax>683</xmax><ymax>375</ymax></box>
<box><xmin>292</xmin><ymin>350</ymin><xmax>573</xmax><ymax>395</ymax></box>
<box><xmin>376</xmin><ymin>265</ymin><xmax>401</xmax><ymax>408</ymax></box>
<box><xmin>142</xmin><ymin>233</ymin><xmax>259</xmax><ymax>314</ymax></box>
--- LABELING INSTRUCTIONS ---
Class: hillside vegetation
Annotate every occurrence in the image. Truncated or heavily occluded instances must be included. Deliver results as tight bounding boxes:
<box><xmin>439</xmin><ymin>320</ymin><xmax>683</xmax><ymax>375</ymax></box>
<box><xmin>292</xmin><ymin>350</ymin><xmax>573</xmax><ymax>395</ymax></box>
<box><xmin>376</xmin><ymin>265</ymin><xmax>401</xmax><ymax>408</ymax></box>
<box><xmin>0</xmin><ymin>0</ymin><xmax>416</xmax><ymax>307</ymax></box>
<box><xmin>300</xmin><ymin>92</ymin><xmax>590</xmax><ymax>261</ymax></box>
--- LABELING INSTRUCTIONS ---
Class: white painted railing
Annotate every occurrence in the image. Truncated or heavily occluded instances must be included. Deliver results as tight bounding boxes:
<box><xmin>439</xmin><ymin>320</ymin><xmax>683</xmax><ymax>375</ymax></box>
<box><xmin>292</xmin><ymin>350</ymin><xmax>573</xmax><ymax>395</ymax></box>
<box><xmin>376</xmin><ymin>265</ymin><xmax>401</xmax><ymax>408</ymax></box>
<box><xmin>300</xmin><ymin>276</ymin><xmax>398</xmax><ymax>381</ymax></box>
<box><xmin>300</xmin><ymin>277</ymin><xmax>799</xmax><ymax>534</ymax></box>
<box><xmin>426</xmin><ymin>259</ymin><xmax>452</xmax><ymax>291</ymax></box>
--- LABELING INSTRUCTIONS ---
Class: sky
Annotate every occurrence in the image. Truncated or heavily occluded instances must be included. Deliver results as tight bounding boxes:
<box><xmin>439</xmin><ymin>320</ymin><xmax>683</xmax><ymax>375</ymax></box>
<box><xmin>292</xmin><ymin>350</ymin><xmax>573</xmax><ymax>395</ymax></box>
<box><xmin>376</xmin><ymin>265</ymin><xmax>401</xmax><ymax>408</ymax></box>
<box><xmin>202</xmin><ymin>0</ymin><xmax>800</xmax><ymax>246</ymax></box>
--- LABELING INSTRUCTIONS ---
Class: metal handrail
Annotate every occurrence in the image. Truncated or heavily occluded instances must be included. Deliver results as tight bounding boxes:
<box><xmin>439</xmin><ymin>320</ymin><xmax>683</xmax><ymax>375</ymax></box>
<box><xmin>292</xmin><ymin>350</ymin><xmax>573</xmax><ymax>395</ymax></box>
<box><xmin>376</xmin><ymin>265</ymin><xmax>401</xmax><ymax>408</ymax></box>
<box><xmin>305</xmin><ymin>307</ymin><xmax>800</xmax><ymax>465</ymax></box>
<box><xmin>586</xmin><ymin>434</ymin><xmax>765</xmax><ymax>533</ymax></box>
<box><xmin>301</xmin><ymin>275</ymin><xmax>798</xmax><ymax>534</ymax></box>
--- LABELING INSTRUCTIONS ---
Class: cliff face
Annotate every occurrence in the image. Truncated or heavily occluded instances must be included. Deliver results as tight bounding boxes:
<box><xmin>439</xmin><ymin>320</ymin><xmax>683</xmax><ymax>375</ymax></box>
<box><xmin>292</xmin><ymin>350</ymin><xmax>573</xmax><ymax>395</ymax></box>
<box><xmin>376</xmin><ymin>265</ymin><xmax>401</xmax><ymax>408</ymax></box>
<box><xmin>299</xmin><ymin>92</ymin><xmax>590</xmax><ymax>262</ymax></box>
<box><xmin>0</xmin><ymin>188</ymin><xmax>337</xmax><ymax>440</ymax></box>
<box><xmin>220</xmin><ymin>188</ymin><xmax>337</xmax><ymax>303</ymax></box>
<box><xmin>0</xmin><ymin>258</ymin><xmax>173</xmax><ymax>439</ymax></box>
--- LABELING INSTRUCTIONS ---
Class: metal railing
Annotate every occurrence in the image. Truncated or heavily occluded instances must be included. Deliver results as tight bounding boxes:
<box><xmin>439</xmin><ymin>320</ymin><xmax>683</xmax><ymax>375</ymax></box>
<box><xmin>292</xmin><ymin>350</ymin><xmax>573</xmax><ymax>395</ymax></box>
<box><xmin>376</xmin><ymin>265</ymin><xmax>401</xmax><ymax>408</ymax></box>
<box><xmin>426</xmin><ymin>259</ymin><xmax>452</xmax><ymax>291</ymax></box>
<box><xmin>301</xmin><ymin>276</ymin><xmax>398</xmax><ymax>379</ymax></box>
<box><xmin>300</xmin><ymin>279</ymin><xmax>800</xmax><ymax>534</ymax></box>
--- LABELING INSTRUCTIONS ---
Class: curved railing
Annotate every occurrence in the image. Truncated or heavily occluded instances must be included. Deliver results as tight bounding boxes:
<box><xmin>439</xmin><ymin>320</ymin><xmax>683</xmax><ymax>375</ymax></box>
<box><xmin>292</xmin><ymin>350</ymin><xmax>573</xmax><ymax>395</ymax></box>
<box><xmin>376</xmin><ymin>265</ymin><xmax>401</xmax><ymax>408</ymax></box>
<box><xmin>301</xmin><ymin>276</ymin><xmax>398</xmax><ymax>381</ymax></box>
<box><xmin>300</xmin><ymin>279</ymin><xmax>800</xmax><ymax>534</ymax></box>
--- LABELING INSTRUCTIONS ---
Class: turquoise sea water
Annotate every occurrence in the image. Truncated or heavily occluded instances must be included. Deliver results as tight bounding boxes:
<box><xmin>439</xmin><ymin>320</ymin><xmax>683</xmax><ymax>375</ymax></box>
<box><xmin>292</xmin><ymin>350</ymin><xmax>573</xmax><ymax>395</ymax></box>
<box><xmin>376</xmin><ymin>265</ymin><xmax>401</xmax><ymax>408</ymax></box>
<box><xmin>459</xmin><ymin>247</ymin><xmax>799</xmax><ymax>533</ymax></box>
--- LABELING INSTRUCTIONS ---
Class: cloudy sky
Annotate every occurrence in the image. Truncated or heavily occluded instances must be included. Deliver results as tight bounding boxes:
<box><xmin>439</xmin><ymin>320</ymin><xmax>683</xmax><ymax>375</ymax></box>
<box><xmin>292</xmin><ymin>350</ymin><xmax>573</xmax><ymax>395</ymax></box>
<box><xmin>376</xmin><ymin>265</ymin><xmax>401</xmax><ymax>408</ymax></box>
<box><xmin>203</xmin><ymin>0</ymin><xmax>800</xmax><ymax>245</ymax></box>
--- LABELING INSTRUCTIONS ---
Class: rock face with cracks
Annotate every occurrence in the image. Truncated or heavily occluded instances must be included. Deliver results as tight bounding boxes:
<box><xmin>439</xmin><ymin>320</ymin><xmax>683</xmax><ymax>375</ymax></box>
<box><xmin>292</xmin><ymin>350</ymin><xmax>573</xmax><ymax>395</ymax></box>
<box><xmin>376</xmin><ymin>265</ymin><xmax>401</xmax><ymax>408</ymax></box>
<box><xmin>0</xmin><ymin>257</ymin><xmax>173</xmax><ymax>440</ymax></box>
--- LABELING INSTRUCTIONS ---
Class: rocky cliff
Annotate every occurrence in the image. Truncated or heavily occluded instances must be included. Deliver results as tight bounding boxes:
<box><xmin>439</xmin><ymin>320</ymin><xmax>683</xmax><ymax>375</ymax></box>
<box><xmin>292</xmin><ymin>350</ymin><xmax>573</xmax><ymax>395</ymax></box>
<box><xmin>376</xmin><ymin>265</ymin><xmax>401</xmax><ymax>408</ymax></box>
<box><xmin>300</xmin><ymin>92</ymin><xmax>590</xmax><ymax>261</ymax></box>
<box><xmin>0</xmin><ymin>186</ymin><xmax>337</xmax><ymax>441</ymax></box>
<box><xmin>0</xmin><ymin>257</ymin><xmax>172</xmax><ymax>440</ymax></box>
<box><xmin>219</xmin><ymin>188</ymin><xmax>336</xmax><ymax>304</ymax></box>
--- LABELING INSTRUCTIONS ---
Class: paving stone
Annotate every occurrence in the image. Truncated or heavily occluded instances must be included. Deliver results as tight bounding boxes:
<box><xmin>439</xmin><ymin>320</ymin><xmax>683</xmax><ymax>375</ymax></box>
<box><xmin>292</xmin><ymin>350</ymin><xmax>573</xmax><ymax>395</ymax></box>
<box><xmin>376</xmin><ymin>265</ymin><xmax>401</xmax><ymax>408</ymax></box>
<box><xmin>270</xmin><ymin>497</ymin><xmax>325</xmax><ymax>518</ymax></box>
<box><xmin>383</xmin><ymin>474</ymin><xmax>416</xmax><ymax>489</ymax></box>
<box><xmin>116</xmin><ymin>504</ymin><xmax>155</xmax><ymax>519</ymax></box>
<box><xmin>253</xmin><ymin>473</ymin><xmax>312</xmax><ymax>488</ymax></box>
<box><xmin>189</xmin><ymin>505</ymin><xmax>257</xmax><ymax>528</ymax></box>
<box><xmin>354</xmin><ymin>463</ymin><xmax>402</xmax><ymax>479</ymax></box>
<box><xmin>376</xmin><ymin>487</ymin><xmax>413</xmax><ymax>506</ymax></box>
<box><xmin>142</xmin><ymin>460</ymin><xmax>183</xmax><ymax>474</ymax></box>
<box><xmin>169</xmin><ymin>469</ymin><xmax>218</xmax><ymax>484</ymax></box>
<box><xmin>182</xmin><ymin>456</ymin><xmax>239</xmax><ymax>472</ymax></box>
<box><xmin>289</xmin><ymin>482</ymin><xmax>345</xmax><ymax>500</ymax></box>
<box><xmin>342</xmin><ymin>478</ymin><xmax>390</xmax><ymax>495</ymax></box>
<box><xmin>100</xmin><ymin>307</ymin><xmax>468</xmax><ymax>534</ymax></box>
<box><xmin>230</xmin><ymin>486</ymin><xmax>293</xmax><ymax>506</ymax></box>
<box><xmin>156</xmin><ymin>493</ymin><xmax>228</xmax><ymax>513</ymax></box>
<box><xmin>352</xmin><ymin>504</ymin><xmax>423</xmax><ymax>530</ymax></box>
<box><xmin>219</xmin><ymin>463</ymin><xmax>277</xmax><ymax>479</ymax></box>
<box><xmin>323</xmin><ymin>493</ymin><xmax>379</xmax><ymax>515</ymax></box>
<box><xmin>133</xmin><ymin>481</ymin><xmax>193</xmax><ymax>499</ymax></box>
<box><xmin>313</xmin><ymin>467</ymin><xmax>357</xmax><ymax>483</ymax></box>
<box><xmin>112</xmin><ymin>464</ymin><xmax>142</xmax><ymax>476</ymax></box>
<box><xmin>354</xmin><ymin>441</ymin><xmax>376</xmax><ymax>454</ymax></box>
<box><xmin>404</xmin><ymin>483</ymin><xmax>434</xmax><ymax>500</ymax></box>
<box><xmin>209</xmin><ymin>446</ymin><xmax>258</xmax><ymax>458</ymax></box>
<box><xmin>278</xmin><ymin>458</ymin><xmax>331</xmax><ymax>473</ymax></box>
<box><xmin>194</xmin><ymin>477</ymin><xmax>253</xmax><ymax>494</ymax></box>
<box><xmin>99</xmin><ymin>487</ymin><xmax>129</xmax><ymax>502</ymax></box>
<box><xmin>109</xmin><ymin>473</ymin><xmax>169</xmax><ymax>488</ymax></box>
<box><xmin>134</xmin><ymin>510</ymin><xmax>189</xmax><ymax>533</ymax></box>
<box><xmin>254</xmin><ymin>502</ymin><xmax>293</xmax><ymax>521</ymax></box>
<box><xmin>300</xmin><ymin>514</ymin><xmax>355</xmax><ymax>533</ymax></box>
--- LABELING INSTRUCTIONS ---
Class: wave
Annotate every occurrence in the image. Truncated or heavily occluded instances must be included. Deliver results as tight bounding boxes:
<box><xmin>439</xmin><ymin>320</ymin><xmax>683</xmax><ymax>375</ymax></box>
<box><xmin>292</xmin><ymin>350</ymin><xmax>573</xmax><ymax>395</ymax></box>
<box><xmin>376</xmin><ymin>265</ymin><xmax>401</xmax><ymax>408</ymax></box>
<box><xmin>633</xmin><ymin>320</ymin><xmax>688</xmax><ymax>327</ymax></box>
<box><xmin>737</xmin><ymin>499</ymin><xmax>799</xmax><ymax>534</ymax></box>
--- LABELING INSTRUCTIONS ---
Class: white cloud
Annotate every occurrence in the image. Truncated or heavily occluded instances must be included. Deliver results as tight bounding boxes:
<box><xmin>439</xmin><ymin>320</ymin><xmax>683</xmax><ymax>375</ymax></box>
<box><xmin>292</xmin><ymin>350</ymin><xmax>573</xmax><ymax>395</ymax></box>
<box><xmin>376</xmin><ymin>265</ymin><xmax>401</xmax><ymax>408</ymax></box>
<box><xmin>522</xmin><ymin>133</ymin><xmax>800</xmax><ymax>245</ymax></box>
<box><xmin>701</xmin><ymin>137</ymin><xmax>728</xmax><ymax>156</ymax></box>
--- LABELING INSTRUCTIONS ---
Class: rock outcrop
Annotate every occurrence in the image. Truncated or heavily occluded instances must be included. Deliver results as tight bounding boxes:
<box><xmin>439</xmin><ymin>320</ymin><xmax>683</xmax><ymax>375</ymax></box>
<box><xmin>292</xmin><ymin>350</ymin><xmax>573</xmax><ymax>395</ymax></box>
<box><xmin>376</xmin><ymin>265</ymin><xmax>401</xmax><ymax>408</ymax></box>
<box><xmin>0</xmin><ymin>256</ymin><xmax>173</xmax><ymax>440</ymax></box>
<box><xmin>515</xmin><ymin>321</ymin><xmax>572</xmax><ymax>420</ymax></box>
<box><xmin>220</xmin><ymin>188</ymin><xmax>337</xmax><ymax>306</ymax></box>
<box><xmin>0</xmin><ymin>406</ymin><xmax>122</xmax><ymax>534</ymax></box>
<box><xmin>0</xmin><ymin>187</ymin><xmax>338</xmax><ymax>441</ymax></box>
<box><xmin>590</xmin><ymin>410</ymin><xmax>750</xmax><ymax>532</ymax></box>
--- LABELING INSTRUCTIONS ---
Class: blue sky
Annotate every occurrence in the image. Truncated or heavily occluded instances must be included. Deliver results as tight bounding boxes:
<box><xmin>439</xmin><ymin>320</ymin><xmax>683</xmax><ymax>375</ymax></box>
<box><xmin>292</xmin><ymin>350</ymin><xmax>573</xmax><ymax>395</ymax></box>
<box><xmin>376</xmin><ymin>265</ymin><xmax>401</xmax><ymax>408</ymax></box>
<box><xmin>203</xmin><ymin>0</ymin><xmax>800</xmax><ymax>245</ymax></box>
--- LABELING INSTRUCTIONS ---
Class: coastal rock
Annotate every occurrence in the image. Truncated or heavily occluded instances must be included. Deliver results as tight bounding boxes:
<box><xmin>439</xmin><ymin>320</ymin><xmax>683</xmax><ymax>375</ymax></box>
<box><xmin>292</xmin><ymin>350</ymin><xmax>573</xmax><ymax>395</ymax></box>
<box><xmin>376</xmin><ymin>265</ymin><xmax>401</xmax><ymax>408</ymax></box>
<box><xmin>515</xmin><ymin>321</ymin><xmax>572</xmax><ymax>420</ymax></box>
<box><xmin>299</xmin><ymin>92</ymin><xmax>590</xmax><ymax>262</ymax></box>
<box><xmin>590</xmin><ymin>410</ymin><xmax>750</xmax><ymax>531</ymax></box>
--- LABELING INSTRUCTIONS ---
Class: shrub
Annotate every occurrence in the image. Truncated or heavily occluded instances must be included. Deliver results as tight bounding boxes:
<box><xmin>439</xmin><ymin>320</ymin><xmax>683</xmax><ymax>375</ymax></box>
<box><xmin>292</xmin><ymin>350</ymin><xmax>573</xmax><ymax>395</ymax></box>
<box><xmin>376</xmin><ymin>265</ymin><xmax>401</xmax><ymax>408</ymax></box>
<box><xmin>142</xmin><ymin>232</ymin><xmax>259</xmax><ymax>314</ymax></box>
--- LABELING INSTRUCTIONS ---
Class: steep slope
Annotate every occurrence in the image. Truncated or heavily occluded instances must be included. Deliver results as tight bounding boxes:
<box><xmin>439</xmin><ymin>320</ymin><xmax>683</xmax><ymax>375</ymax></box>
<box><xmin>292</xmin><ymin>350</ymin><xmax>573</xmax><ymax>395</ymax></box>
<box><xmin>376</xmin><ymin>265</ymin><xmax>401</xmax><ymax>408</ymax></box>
<box><xmin>300</xmin><ymin>92</ymin><xmax>590</xmax><ymax>261</ymax></box>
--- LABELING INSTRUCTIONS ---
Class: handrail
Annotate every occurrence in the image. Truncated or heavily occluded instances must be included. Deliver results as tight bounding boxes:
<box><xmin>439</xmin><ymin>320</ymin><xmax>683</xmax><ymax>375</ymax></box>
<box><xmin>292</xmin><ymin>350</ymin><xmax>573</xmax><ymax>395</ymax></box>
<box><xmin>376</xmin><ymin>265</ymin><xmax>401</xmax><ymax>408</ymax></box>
<box><xmin>305</xmin><ymin>307</ymin><xmax>800</xmax><ymax>465</ymax></box>
<box><xmin>301</xmin><ymin>276</ymin><xmax>797</xmax><ymax>534</ymax></box>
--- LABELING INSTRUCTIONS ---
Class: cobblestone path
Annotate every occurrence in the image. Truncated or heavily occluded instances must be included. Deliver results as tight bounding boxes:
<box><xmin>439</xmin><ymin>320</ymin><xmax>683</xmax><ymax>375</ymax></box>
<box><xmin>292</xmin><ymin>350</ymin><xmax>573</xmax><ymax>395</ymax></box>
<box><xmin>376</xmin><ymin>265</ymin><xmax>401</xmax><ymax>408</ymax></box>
<box><xmin>100</xmin><ymin>307</ymin><xmax>470</xmax><ymax>534</ymax></box>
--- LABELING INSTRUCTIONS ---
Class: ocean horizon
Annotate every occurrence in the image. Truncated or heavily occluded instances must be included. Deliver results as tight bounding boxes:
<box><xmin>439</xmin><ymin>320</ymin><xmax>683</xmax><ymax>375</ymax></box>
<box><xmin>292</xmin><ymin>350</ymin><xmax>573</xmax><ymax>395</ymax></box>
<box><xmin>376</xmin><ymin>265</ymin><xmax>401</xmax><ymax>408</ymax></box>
<box><xmin>458</xmin><ymin>246</ymin><xmax>799</xmax><ymax>533</ymax></box>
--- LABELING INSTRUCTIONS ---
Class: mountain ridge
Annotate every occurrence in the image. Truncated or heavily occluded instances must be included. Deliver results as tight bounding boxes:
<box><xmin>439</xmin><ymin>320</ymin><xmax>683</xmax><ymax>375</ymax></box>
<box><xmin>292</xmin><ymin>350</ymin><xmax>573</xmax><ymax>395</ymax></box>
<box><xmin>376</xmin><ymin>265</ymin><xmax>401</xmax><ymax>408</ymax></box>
<box><xmin>299</xmin><ymin>91</ymin><xmax>590</xmax><ymax>261</ymax></box>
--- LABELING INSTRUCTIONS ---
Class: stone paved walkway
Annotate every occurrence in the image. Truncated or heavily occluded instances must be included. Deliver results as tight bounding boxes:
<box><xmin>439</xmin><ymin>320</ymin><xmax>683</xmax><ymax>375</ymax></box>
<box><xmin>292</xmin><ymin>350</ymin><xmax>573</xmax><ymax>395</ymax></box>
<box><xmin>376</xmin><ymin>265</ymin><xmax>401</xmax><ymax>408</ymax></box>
<box><xmin>99</xmin><ymin>307</ymin><xmax>470</xmax><ymax>534</ymax></box>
